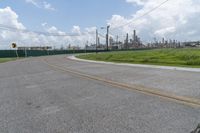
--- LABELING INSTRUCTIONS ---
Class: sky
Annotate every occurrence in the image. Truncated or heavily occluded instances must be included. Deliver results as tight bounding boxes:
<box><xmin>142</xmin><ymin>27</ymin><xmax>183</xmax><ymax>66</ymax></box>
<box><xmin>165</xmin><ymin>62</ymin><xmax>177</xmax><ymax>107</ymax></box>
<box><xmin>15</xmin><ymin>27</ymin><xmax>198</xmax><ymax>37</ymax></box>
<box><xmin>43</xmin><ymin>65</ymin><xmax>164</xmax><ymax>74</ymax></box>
<box><xmin>0</xmin><ymin>0</ymin><xmax>200</xmax><ymax>49</ymax></box>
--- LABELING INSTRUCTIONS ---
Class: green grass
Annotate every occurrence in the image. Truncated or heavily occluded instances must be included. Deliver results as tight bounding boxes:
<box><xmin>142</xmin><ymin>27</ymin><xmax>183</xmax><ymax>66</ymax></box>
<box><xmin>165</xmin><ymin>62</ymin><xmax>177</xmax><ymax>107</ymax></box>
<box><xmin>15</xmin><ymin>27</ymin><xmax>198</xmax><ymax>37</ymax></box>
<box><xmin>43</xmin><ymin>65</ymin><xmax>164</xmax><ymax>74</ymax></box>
<box><xmin>0</xmin><ymin>58</ymin><xmax>17</xmax><ymax>63</ymax></box>
<box><xmin>77</xmin><ymin>48</ymin><xmax>200</xmax><ymax>68</ymax></box>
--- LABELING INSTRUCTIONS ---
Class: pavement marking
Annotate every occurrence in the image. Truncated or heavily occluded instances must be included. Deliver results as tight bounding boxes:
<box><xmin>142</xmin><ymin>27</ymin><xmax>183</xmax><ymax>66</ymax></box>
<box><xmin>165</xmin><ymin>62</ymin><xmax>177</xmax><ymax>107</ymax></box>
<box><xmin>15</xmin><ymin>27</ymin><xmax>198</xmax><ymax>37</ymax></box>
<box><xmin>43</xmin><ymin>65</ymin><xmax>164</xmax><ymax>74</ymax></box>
<box><xmin>43</xmin><ymin>58</ymin><xmax>200</xmax><ymax>108</ymax></box>
<box><xmin>26</xmin><ymin>85</ymin><xmax>39</xmax><ymax>89</ymax></box>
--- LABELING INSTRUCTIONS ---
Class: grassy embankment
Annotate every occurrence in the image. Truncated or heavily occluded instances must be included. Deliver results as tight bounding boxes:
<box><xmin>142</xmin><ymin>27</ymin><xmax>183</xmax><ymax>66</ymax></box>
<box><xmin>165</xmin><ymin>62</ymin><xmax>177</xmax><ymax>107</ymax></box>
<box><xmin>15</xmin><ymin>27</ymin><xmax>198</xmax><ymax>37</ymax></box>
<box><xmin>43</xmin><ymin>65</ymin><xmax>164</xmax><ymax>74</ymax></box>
<box><xmin>0</xmin><ymin>58</ymin><xmax>16</xmax><ymax>63</ymax></box>
<box><xmin>77</xmin><ymin>48</ymin><xmax>200</xmax><ymax>68</ymax></box>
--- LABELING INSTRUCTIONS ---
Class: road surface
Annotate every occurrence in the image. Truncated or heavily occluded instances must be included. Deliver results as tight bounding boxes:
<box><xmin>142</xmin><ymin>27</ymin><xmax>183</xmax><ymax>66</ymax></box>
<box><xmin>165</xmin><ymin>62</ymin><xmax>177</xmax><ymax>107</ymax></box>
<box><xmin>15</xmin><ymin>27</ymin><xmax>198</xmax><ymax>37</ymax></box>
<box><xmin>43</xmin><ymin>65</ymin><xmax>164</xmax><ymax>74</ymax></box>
<box><xmin>0</xmin><ymin>55</ymin><xmax>200</xmax><ymax>133</ymax></box>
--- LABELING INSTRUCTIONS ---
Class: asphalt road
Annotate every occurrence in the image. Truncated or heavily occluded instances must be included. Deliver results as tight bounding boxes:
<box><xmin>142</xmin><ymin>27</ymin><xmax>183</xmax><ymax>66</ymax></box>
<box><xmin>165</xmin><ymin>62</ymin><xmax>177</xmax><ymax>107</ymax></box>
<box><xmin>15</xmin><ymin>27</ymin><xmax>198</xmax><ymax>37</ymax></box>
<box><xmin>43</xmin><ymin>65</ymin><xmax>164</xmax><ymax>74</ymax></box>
<box><xmin>0</xmin><ymin>55</ymin><xmax>200</xmax><ymax>133</ymax></box>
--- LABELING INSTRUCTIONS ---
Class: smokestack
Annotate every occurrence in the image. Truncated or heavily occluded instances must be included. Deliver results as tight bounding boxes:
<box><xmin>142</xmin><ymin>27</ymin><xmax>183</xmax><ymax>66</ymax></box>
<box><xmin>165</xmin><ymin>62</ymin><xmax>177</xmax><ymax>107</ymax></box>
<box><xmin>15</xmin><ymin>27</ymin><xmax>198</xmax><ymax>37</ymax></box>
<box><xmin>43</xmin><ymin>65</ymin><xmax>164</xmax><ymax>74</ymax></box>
<box><xmin>126</xmin><ymin>33</ymin><xmax>129</xmax><ymax>43</ymax></box>
<box><xmin>125</xmin><ymin>33</ymin><xmax>129</xmax><ymax>49</ymax></box>
<box><xmin>162</xmin><ymin>38</ymin><xmax>165</xmax><ymax>44</ymax></box>
<box><xmin>136</xmin><ymin>35</ymin><xmax>138</xmax><ymax>42</ymax></box>
<box><xmin>133</xmin><ymin>30</ymin><xmax>136</xmax><ymax>41</ymax></box>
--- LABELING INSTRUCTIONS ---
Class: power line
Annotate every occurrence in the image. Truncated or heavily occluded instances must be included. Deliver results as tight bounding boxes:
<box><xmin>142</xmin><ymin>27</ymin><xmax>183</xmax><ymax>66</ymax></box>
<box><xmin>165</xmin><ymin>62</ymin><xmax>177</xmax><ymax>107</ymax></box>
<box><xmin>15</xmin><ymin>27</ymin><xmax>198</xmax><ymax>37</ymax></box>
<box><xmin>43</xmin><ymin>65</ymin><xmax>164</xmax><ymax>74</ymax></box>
<box><xmin>0</xmin><ymin>0</ymin><xmax>171</xmax><ymax>46</ymax></box>
<box><xmin>111</xmin><ymin>0</ymin><xmax>170</xmax><ymax>30</ymax></box>
<box><xmin>0</xmin><ymin>24</ymin><xmax>96</xmax><ymax>37</ymax></box>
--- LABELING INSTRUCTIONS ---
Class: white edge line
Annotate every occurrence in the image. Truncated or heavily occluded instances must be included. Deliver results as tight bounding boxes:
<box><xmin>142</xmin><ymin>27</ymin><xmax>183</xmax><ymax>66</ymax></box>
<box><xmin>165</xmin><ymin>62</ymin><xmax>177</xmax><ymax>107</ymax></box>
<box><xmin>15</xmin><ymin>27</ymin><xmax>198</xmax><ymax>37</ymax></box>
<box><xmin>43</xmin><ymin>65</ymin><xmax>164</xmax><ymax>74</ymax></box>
<box><xmin>68</xmin><ymin>55</ymin><xmax>200</xmax><ymax>73</ymax></box>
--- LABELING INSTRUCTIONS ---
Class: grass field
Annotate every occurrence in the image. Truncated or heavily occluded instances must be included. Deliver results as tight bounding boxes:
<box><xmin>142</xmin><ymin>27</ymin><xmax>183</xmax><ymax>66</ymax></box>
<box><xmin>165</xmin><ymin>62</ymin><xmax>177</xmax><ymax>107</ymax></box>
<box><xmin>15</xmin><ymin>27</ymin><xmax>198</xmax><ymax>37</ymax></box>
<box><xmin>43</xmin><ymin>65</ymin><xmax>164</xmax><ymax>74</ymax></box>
<box><xmin>77</xmin><ymin>48</ymin><xmax>200</xmax><ymax>68</ymax></box>
<box><xmin>0</xmin><ymin>58</ymin><xmax>16</xmax><ymax>63</ymax></box>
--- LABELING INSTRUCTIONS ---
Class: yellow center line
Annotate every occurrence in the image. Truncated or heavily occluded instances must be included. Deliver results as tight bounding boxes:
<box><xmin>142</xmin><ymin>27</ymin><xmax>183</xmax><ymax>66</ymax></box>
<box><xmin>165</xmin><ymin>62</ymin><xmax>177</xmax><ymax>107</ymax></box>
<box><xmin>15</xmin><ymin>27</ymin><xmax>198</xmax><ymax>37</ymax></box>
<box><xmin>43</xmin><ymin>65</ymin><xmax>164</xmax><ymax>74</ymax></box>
<box><xmin>43</xmin><ymin>58</ymin><xmax>200</xmax><ymax>108</ymax></box>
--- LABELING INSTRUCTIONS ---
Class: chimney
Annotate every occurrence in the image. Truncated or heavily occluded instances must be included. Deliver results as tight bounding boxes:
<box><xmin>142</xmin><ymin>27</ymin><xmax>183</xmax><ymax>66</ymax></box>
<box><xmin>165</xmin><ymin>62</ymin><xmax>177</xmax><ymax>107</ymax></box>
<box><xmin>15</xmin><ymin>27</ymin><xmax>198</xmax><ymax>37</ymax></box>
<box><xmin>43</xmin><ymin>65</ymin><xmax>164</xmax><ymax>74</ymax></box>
<box><xmin>133</xmin><ymin>30</ymin><xmax>136</xmax><ymax>41</ymax></box>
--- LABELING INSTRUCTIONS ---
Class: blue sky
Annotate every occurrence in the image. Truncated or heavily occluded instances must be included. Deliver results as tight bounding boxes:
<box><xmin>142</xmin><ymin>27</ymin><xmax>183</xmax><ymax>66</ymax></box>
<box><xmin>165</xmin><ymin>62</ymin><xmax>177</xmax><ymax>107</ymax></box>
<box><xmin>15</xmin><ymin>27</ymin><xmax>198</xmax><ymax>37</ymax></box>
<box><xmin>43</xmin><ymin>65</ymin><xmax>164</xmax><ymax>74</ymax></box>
<box><xmin>0</xmin><ymin>0</ymin><xmax>200</xmax><ymax>49</ymax></box>
<box><xmin>0</xmin><ymin>0</ymin><xmax>139</xmax><ymax>31</ymax></box>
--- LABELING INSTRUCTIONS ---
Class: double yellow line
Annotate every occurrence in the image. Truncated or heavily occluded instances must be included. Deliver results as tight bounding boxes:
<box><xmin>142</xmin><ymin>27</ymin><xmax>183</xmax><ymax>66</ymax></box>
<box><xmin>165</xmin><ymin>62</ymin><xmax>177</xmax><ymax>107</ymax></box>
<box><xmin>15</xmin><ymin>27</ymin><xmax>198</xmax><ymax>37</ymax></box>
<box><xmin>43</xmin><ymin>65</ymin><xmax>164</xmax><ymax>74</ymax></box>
<box><xmin>43</xmin><ymin>58</ymin><xmax>200</xmax><ymax>108</ymax></box>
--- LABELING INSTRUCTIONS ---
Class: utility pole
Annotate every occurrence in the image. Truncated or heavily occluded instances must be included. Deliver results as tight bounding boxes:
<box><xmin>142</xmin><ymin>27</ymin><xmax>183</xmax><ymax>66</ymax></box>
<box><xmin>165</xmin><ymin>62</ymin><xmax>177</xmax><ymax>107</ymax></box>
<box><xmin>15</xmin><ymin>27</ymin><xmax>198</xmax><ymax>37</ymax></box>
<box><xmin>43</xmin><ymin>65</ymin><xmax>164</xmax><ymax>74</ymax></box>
<box><xmin>116</xmin><ymin>35</ymin><xmax>119</xmax><ymax>43</ymax></box>
<box><xmin>126</xmin><ymin>33</ymin><xmax>129</xmax><ymax>50</ymax></box>
<box><xmin>106</xmin><ymin>25</ymin><xmax>110</xmax><ymax>51</ymax></box>
<box><xmin>85</xmin><ymin>41</ymin><xmax>88</xmax><ymax>54</ymax></box>
<box><xmin>96</xmin><ymin>29</ymin><xmax>98</xmax><ymax>53</ymax></box>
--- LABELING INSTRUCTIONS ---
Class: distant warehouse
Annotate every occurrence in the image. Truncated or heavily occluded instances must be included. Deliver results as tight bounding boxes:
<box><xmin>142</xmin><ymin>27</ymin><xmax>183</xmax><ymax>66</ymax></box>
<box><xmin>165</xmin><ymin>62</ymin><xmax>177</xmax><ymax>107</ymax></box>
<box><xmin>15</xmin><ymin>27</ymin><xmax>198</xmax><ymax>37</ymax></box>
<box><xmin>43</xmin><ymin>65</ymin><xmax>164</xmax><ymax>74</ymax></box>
<box><xmin>17</xmin><ymin>46</ymin><xmax>52</xmax><ymax>50</ymax></box>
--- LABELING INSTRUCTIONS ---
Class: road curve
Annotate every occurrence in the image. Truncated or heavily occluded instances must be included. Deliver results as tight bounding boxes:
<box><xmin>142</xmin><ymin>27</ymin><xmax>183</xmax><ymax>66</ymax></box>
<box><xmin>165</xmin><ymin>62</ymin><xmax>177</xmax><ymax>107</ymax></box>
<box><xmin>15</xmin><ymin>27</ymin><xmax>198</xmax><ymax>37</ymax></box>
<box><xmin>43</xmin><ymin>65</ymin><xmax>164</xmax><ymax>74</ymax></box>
<box><xmin>0</xmin><ymin>55</ymin><xmax>200</xmax><ymax>133</ymax></box>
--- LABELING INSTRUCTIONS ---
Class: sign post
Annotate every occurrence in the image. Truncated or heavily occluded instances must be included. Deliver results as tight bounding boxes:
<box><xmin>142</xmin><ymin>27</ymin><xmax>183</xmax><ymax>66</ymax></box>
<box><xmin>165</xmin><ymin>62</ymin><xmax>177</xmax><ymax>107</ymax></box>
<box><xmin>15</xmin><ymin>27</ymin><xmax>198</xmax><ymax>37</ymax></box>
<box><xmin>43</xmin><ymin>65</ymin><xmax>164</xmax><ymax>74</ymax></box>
<box><xmin>12</xmin><ymin>43</ymin><xmax>19</xmax><ymax>58</ymax></box>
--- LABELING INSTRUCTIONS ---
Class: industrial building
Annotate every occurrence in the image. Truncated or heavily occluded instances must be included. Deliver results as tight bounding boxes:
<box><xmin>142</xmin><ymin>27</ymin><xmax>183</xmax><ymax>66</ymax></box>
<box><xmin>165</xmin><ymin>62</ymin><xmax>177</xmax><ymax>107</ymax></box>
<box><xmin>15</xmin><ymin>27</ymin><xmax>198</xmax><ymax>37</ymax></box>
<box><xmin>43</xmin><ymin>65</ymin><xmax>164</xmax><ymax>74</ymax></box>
<box><xmin>108</xmin><ymin>30</ymin><xmax>144</xmax><ymax>50</ymax></box>
<box><xmin>85</xmin><ymin>29</ymin><xmax>200</xmax><ymax>50</ymax></box>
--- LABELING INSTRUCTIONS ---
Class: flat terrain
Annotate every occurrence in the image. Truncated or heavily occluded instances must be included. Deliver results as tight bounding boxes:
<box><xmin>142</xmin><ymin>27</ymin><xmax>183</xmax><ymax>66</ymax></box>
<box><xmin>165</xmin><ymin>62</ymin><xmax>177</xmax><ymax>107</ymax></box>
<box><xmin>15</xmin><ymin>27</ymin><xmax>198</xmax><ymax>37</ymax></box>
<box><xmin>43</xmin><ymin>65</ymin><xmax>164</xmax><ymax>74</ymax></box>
<box><xmin>0</xmin><ymin>58</ymin><xmax>16</xmax><ymax>63</ymax></box>
<box><xmin>0</xmin><ymin>55</ymin><xmax>200</xmax><ymax>133</ymax></box>
<box><xmin>78</xmin><ymin>48</ymin><xmax>200</xmax><ymax>67</ymax></box>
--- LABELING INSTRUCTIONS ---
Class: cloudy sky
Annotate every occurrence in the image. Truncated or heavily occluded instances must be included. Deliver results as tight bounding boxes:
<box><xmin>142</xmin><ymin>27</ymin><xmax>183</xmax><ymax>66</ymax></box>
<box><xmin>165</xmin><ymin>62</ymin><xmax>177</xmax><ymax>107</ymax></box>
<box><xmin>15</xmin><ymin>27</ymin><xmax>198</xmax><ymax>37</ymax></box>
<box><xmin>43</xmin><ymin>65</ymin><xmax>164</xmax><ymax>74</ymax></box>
<box><xmin>0</xmin><ymin>0</ymin><xmax>200</xmax><ymax>49</ymax></box>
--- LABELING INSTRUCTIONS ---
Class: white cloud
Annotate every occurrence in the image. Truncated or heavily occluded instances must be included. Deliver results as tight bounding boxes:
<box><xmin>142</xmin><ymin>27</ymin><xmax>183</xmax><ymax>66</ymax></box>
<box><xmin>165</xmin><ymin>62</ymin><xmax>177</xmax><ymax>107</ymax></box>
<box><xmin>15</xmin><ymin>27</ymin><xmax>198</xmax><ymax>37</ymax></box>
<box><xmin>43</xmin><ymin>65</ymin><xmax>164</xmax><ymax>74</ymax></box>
<box><xmin>25</xmin><ymin>0</ymin><xmax>39</xmax><ymax>7</ymax></box>
<box><xmin>0</xmin><ymin>7</ymin><xmax>27</xmax><ymax>49</ymax></box>
<box><xmin>25</xmin><ymin>0</ymin><xmax>55</xmax><ymax>11</ymax></box>
<box><xmin>0</xmin><ymin>7</ymin><xmax>25</xmax><ymax>29</ymax></box>
<box><xmin>2</xmin><ymin>1</ymin><xmax>200</xmax><ymax>49</ymax></box>
<box><xmin>85</xmin><ymin>27</ymin><xmax>96</xmax><ymax>33</ymax></box>
<box><xmin>126</xmin><ymin>0</ymin><xmax>148</xmax><ymax>5</ymax></box>
<box><xmin>43</xmin><ymin>1</ymin><xmax>55</xmax><ymax>11</ymax></box>
<box><xmin>108</xmin><ymin>0</ymin><xmax>200</xmax><ymax>42</ymax></box>
<box><xmin>0</xmin><ymin>7</ymin><xmax>96</xmax><ymax>49</ymax></box>
<box><xmin>71</xmin><ymin>26</ymin><xmax>81</xmax><ymax>34</ymax></box>
<box><xmin>154</xmin><ymin>26</ymin><xmax>176</xmax><ymax>36</ymax></box>
<box><xmin>41</xmin><ymin>22</ymin><xmax>47</xmax><ymax>27</ymax></box>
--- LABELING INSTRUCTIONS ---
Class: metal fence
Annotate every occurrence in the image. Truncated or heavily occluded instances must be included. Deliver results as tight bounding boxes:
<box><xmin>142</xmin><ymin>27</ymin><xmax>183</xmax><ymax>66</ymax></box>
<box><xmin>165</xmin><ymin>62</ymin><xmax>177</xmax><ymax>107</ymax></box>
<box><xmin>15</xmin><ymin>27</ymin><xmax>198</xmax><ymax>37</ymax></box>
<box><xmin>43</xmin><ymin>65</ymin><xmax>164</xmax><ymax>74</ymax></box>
<box><xmin>0</xmin><ymin>48</ymin><xmax>154</xmax><ymax>58</ymax></box>
<box><xmin>0</xmin><ymin>50</ymin><xmax>104</xmax><ymax>58</ymax></box>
